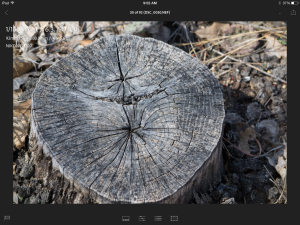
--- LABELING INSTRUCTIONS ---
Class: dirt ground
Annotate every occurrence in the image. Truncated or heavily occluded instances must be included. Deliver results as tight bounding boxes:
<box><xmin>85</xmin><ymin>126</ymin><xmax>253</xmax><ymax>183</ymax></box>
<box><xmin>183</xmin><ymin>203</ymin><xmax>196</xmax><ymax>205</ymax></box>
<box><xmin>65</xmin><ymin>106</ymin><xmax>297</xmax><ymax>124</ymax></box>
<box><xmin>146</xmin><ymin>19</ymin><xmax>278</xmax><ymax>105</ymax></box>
<box><xmin>13</xmin><ymin>21</ymin><xmax>287</xmax><ymax>204</ymax></box>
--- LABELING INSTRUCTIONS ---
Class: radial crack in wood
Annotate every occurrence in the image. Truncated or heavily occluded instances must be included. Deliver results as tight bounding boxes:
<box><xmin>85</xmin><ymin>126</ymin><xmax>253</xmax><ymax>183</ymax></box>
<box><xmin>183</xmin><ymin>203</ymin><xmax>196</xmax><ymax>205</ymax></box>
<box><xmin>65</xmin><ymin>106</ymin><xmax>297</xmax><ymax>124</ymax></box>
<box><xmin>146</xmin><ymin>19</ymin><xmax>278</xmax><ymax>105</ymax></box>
<box><xmin>29</xmin><ymin>34</ymin><xmax>225</xmax><ymax>204</ymax></box>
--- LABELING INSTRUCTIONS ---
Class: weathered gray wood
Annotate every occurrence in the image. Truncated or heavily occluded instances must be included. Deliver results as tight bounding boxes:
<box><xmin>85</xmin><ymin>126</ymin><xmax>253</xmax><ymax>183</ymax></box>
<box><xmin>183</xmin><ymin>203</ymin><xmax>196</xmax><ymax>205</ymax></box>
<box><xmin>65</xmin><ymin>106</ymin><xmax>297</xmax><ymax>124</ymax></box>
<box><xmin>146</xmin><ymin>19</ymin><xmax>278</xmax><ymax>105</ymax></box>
<box><xmin>29</xmin><ymin>34</ymin><xmax>225</xmax><ymax>204</ymax></box>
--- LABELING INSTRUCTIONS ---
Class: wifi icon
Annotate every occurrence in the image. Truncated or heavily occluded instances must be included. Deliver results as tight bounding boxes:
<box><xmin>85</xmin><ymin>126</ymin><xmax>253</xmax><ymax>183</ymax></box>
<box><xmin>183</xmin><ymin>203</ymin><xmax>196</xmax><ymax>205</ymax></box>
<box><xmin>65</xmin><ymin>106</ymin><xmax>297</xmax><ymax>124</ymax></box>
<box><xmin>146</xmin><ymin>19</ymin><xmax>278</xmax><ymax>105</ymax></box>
<box><xmin>10</xmin><ymin>1</ymin><xmax>14</xmax><ymax>4</ymax></box>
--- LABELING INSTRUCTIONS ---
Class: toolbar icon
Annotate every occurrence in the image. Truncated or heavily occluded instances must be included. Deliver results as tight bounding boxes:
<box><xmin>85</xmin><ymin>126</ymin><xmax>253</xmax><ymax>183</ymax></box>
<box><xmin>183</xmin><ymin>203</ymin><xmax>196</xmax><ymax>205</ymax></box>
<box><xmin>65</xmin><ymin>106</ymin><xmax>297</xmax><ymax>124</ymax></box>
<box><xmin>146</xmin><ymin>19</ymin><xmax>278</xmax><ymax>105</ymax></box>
<box><xmin>122</xmin><ymin>216</ymin><xmax>130</xmax><ymax>221</ymax></box>
<box><xmin>138</xmin><ymin>216</ymin><xmax>146</xmax><ymax>221</ymax></box>
<box><xmin>170</xmin><ymin>216</ymin><xmax>178</xmax><ymax>221</ymax></box>
<box><xmin>154</xmin><ymin>216</ymin><xmax>162</xmax><ymax>221</ymax></box>
<box><xmin>291</xmin><ymin>10</ymin><xmax>297</xmax><ymax>14</ymax></box>
<box><xmin>4</xmin><ymin>216</ymin><xmax>10</xmax><ymax>221</ymax></box>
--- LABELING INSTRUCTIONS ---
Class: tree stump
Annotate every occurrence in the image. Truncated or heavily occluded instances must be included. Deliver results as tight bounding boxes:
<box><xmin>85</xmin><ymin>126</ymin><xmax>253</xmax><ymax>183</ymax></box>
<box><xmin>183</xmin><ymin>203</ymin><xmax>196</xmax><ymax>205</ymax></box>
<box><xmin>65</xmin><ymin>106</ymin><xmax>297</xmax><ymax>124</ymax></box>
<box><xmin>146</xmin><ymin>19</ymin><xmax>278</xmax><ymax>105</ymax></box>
<box><xmin>29</xmin><ymin>34</ymin><xmax>225</xmax><ymax>204</ymax></box>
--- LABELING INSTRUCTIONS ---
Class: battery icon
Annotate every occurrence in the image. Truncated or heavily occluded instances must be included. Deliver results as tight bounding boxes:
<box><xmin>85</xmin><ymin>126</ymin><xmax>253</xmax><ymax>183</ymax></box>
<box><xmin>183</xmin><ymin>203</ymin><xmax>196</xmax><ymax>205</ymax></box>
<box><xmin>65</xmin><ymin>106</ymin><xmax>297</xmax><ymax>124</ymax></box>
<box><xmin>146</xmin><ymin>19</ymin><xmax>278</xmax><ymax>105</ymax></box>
<box><xmin>291</xmin><ymin>1</ymin><xmax>299</xmax><ymax>4</ymax></box>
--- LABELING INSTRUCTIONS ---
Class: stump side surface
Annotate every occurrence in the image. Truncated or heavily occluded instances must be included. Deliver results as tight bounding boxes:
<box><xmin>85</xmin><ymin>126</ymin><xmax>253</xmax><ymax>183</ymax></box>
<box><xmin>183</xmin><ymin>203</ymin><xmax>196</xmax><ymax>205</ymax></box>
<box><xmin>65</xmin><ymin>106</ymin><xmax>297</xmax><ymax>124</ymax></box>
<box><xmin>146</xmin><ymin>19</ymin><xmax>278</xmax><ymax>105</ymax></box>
<box><xmin>30</xmin><ymin>34</ymin><xmax>225</xmax><ymax>203</ymax></box>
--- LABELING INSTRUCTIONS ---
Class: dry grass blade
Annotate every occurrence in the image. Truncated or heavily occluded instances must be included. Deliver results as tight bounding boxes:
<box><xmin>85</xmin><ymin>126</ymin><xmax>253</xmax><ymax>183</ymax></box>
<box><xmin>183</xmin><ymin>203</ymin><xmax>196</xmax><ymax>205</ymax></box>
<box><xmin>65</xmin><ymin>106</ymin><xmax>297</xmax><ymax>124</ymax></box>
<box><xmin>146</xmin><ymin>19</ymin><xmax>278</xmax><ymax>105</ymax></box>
<box><xmin>206</xmin><ymin>35</ymin><xmax>267</xmax><ymax>64</ymax></box>
<box><xmin>212</xmin><ymin>49</ymin><xmax>287</xmax><ymax>84</ymax></box>
<box><xmin>176</xmin><ymin>27</ymin><xmax>286</xmax><ymax>47</ymax></box>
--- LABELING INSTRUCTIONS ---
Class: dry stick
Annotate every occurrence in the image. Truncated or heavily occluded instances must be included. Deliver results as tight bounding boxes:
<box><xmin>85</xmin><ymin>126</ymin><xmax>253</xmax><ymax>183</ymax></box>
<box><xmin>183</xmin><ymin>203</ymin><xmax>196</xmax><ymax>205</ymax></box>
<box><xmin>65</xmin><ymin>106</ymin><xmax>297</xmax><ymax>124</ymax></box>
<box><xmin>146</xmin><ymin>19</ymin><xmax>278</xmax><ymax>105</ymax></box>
<box><xmin>210</xmin><ymin>55</ymin><xmax>228</xmax><ymax>71</ymax></box>
<box><xmin>206</xmin><ymin>35</ymin><xmax>266</xmax><ymax>64</ymax></box>
<box><xmin>181</xmin><ymin>22</ymin><xmax>198</xmax><ymax>59</ymax></box>
<box><xmin>223</xmin><ymin>137</ymin><xmax>262</xmax><ymax>157</ymax></box>
<box><xmin>212</xmin><ymin>49</ymin><xmax>287</xmax><ymax>84</ymax></box>
<box><xmin>252</xmin><ymin>145</ymin><xmax>284</xmax><ymax>159</ymax></box>
<box><xmin>264</xmin><ymin>165</ymin><xmax>287</xmax><ymax>203</ymax></box>
<box><xmin>177</xmin><ymin>26</ymin><xmax>286</xmax><ymax>47</ymax></box>
<box><xmin>214</xmin><ymin>70</ymin><xmax>230</xmax><ymax>78</ymax></box>
<box><xmin>210</xmin><ymin>61</ymin><xmax>282</xmax><ymax>66</ymax></box>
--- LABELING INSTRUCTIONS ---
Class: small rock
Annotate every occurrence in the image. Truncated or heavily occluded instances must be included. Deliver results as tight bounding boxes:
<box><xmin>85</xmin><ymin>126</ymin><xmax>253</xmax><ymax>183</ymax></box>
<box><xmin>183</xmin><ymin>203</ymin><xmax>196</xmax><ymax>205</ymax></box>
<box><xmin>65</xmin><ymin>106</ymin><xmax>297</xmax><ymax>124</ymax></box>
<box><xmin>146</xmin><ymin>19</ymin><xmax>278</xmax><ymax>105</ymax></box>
<box><xmin>221</xmin><ymin>197</ymin><xmax>237</xmax><ymax>204</ymax></box>
<box><xmin>20</xmin><ymin>163</ymin><xmax>34</xmax><ymax>179</ymax></box>
<box><xmin>251</xmin><ymin>53</ymin><xmax>261</xmax><ymax>62</ymax></box>
<box><xmin>221</xmin><ymin>64</ymin><xmax>231</xmax><ymax>70</ymax></box>
<box><xmin>250</xmin><ymin>77</ymin><xmax>265</xmax><ymax>94</ymax></box>
<box><xmin>271</xmin><ymin>66</ymin><xmax>287</xmax><ymax>79</ymax></box>
<box><xmin>270</xmin><ymin>96</ymin><xmax>284</xmax><ymax>115</ymax></box>
<box><xmin>246</xmin><ymin>102</ymin><xmax>261</xmax><ymax>121</ymax></box>
<box><xmin>251</xmin><ymin>69</ymin><xmax>258</xmax><ymax>75</ymax></box>
<box><xmin>242</xmin><ymin>56</ymin><xmax>252</xmax><ymax>62</ymax></box>
<box><xmin>231</xmin><ymin>81</ymin><xmax>240</xmax><ymax>90</ymax></box>
<box><xmin>256</xmin><ymin>120</ymin><xmax>280</xmax><ymax>146</ymax></box>
<box><xmin>229</xmin><ymin>159</ymin><xmax>264</xmax><ymax>173</ymax></box>
<box><xmin>229</xmin><ymin>173</ymin><xmax>240</xmax><ymax>185</ymax></box>
<box><xmin>264</xmin><ymin>80</ymin><xmax>276</xmax><ymax>96</ymax></box>
<box><xmin>19</xmin><ymin>77</ymin><xmax>39</xmax><ymax>102</ymax></box>
<box><xmin>260</xmin><ymin>52</ymin><xmax>270</xmax><ymax>62</ymax></box>
<box><xmin>240</xmin><ymin>67</ymin><xmax>252</xmax><ymax>77</ymax></box>
<box><xmin>18</xmin><ymin>185</ymin><xmax>32</xmax><ymax>200</ymax></box>
<box><xmin>212</xmin><ymin>183</ymin><xmax>226</xmax><ymax>200</ymax></box>
<box><xmin>267</xmin><ymin>56</ymin><xmax>280</xmax><ymax>69</ymax></box>
<box><xmin>240</xmin><ymin>177</ymin><xmax>253</xmax><ymax>194</ymax></box>
<box><xmin>151</xmin><ymin>25</ymin><xmax>171</xmax><ymax>42</ymax></box>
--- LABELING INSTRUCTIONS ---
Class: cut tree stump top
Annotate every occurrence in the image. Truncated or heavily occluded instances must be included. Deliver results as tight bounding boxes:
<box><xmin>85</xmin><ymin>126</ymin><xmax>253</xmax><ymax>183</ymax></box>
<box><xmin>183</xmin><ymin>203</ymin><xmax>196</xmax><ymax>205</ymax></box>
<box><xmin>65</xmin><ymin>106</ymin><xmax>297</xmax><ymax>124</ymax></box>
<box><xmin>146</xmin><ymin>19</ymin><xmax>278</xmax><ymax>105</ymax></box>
<box><xmin>31</xmin><ymin>35</ymin><xmax>225</xmax><ymax>203</ymax></box>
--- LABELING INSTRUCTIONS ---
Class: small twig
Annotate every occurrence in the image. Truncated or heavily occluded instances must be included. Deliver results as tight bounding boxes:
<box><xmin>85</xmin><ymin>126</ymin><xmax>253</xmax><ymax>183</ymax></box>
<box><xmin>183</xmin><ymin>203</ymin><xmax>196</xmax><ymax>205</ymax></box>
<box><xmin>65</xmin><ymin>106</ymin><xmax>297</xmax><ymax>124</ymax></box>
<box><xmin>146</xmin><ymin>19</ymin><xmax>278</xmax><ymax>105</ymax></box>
<box><xmin>177</xmin><ymin>27</ymin><xmax>286</xmax><ymax>47</ymax></box>
<box><xmin>264</xmin><ymin>165</ymin><xmax>287</xmax><ymax>203</ymax></box>
<box><xmin>214</xmin><ymin>70</ymin><xmax>230</xmax><ymax>78</ymax></box>
<box><xmin>210</xmin><ymin>55</ymin><xmax>228</xmax><ymax>71</ymax></box>
<box><xmin>264</xmin><ymin>93</ymin><xmax>274</xmax><ymax>107</ymax></box>
<box><xmin>251</xmin><ymin>145</ymin><xmax>283</xmax><ymax>159</ymax></box>
<box><xmin>251</xmin><ymin>190</ymin><xmax>256</xmax><ymax>203</ymax></box>
<box><xmin>223</xmin><ymin>137</ymin><xmax>262</xmax><ymax>157</ymax></box>
<box><xmin>212</xmin><ymin>49</ymin><xmax>287</xmax><ymax>84</ymax></box>
<box><xmin>206</xmin><ymin>35</ymin><xmax>266</xmax><ymax>64</ymax></box>
<box><xmin>166</xmin><ymin>25</ymin><xmax>181</xmax><ymax>43</ymax></box>
<box><xmin>181</xmin><ymin>22</ymin><xmax>198</xmax><ymax>59</ymax></box>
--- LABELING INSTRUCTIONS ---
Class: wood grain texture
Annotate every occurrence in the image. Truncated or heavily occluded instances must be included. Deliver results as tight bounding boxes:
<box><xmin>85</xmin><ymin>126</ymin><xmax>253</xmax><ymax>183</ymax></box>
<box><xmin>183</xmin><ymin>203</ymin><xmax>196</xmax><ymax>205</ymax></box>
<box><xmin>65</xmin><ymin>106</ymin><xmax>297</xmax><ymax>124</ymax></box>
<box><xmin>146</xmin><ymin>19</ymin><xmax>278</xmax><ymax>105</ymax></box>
<box><xmin>29</xmin><ymin>34</ymin><xmax>225</xmax><ymax>204</ymax></box>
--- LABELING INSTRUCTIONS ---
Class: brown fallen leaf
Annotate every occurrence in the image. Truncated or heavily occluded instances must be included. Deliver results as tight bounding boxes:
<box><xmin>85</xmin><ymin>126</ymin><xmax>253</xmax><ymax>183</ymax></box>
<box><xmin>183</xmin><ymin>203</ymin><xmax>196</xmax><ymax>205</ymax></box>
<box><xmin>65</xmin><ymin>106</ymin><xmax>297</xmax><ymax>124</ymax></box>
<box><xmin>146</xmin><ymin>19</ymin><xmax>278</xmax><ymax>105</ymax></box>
<box><xmin>264</xmin><ymin>34</ymin><xmax>287</xmax><ymax>59</ymax></box>
<box><xmin>195</xmin><ymin>22</ymin><xmax>230</xmax><ymax>40</ymax></box>
<box><xmin>13</xmin><ymin>56</ymin><xmax>34</xmax><ymax>79</ymax></box>
<box><xmin>13</xmin><ymin>162</ymin><xmax>16</xmax><ymax>175</ymax></box>
<box><xmin>13</xmin><ymin>99</ymin><xmax>31</xmax><ymax>150</ymax></box>
<box><xmin>237</xmin><ymin>122</ymin><xmax>256</xmax><ymax>154</ymax></box>
<box><xmin>13</xmin><ymin>89</ymin><xmax>23</xmax><ymax>107</ymax></box>
<box><xmin>79</xmin><ymin>39</ymin><xmax>93</xmax><ymax>46</ymax></box>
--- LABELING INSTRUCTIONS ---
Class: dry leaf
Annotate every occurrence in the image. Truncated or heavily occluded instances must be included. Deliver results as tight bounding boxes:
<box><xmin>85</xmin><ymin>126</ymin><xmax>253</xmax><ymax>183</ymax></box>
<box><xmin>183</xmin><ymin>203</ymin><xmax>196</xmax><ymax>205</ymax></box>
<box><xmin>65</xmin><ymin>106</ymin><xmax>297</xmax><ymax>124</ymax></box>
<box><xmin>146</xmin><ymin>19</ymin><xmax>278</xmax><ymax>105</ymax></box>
<box><xmin>237</xmin><ymin>122</ymin><xmax>256</xmax><ymax>154</ymax></box>
<box><xmin>13</xmin><ymin>89</ymin><xmax>23</xmax><ymax>100</ymax></box>
<box><xmin>266</xmin><ymin>156</ymin><xmax>276</xmax><ymax>167</ymax></box>
<box><xmin>13</xmin><ymin>192</ymin><xmax>18</xmax><ymax>204</ymax></box>
<box><xmin>13</xmin><ymin>21</ymin><xmax>39</xmax><ymax>52</ymax></box>
<box><xmin>13</xmin><ymin>56</ymin><xmax>34</xmax><ymax>78</ymax></box>
<box><xmin>36</xmin><ymin>53</ymin><xmax>62</xmax><ymax>69</ymax></box>
<box><xmin>13</xmin><ymin>99</ymin><xmax>31</xmax><ymax>150</ymax></box>
<box><xmin>276</xmin><ymin>145</ymin><xmax>287</xmax><ymax>183</ymax></box>
<box><xmin>79</xmin><ymin>39</ymin><xmax>93</xmax><ymax>46</ymax></box>
<box><xmin>56</xmin><ymin>22</ymin><xmax>85</xmax><ymax>51</ymax></box>
<box><xmin>264</xmin><ymin>35</ymin><xmax>287</xmax><ymax>59</ymax></box>
<box><xmin>13</xmin><ymin>89</ymin><xmax>23</xmax><ymax>107</ymax></box>
<box><xmin>195</xmin><ymin>22</ymin><xmax>230</xmax><ymax>40</ymax></box>
<box><xmin>13</xmin><ymin>72</ymin><xmax>41</xmax><ymax>90</ymax></box>
<box><xmin>13</xmin><ymin>162</ymin><xmax>16</xmax><ymax>175</ymax></box>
